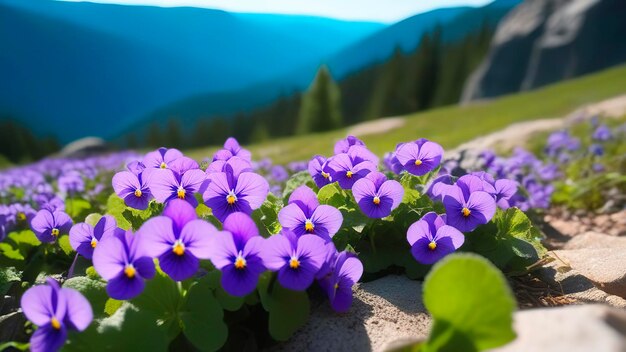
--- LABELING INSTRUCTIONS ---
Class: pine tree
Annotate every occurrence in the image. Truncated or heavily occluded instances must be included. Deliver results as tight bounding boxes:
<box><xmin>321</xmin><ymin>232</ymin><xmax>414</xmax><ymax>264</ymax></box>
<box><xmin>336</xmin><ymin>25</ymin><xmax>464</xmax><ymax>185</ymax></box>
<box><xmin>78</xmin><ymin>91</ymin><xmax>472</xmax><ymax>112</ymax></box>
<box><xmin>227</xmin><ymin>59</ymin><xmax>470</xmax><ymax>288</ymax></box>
<box><xmin>297</xmin><ymin>66</ymin><xmax>343</xmax><ymax>134</ymax></box>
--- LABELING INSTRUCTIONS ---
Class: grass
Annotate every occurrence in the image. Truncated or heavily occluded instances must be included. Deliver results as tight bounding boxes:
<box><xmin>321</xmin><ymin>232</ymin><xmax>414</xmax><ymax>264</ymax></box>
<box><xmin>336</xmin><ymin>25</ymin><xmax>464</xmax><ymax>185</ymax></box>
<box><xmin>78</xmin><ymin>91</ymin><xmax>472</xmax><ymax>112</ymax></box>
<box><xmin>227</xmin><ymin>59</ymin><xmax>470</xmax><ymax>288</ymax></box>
<box><xmin>186</xmin><ymin>64</ymin><xmax>626</xmax><ymax>164</ymax></box>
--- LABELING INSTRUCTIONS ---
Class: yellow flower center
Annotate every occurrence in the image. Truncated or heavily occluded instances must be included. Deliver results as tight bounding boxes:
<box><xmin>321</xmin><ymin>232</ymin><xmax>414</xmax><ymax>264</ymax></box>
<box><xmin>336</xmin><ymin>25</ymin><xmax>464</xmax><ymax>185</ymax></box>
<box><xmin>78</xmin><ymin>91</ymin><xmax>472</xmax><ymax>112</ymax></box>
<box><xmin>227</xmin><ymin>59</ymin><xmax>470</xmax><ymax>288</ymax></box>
<box><xmin>373</xmin><ymin>196</ymin><xmax>380</xmax><ymax>205</ymax></box>
<box><xmin>90</xmin><ymin>238</ymin><xmax>97</xmax><ymax>248</ymax></box>
<box><xmin>172</xmin><ymin>241</ymin><xmax>185</xmax><ymax>256</ymax></box>
<box><xmin>428</xmin><ymin>241</ymin><xmax>437</xmax><ymax>251</ymax></box>
<box><xmin>321</xmin><ymin>171</ymin><xmax>330</xmax><ymax>179</ymax></box>
<box><xmin>414</xmin><ymin>159</ymin><xmax>423</xmax><ymax>166</ymax></box>
<box><xmin>124</xmin><ymin>265</ymin><xmax>136</xmax><ymax>278</ymax></box>
<box><xmin>304</xmin><ymin>219</ymin><xmax>315</xmax><ymax>232</ymax></box>
<box><xmin>17</xmin><ymin>212</ymin><xmax>26</xmax><ymax>221</ymax></box>
<box><xmin>51</xmin><ymin>228</ymin><xmax>60</xmax><ymax>237</ymax></box>
<box><xmin>226</xmin><ymin>191</ymin><xmax>237</xmax><ymax>205</ymax></box>
<box><xmin>177</xmin><ymin>187</ymin><xmax>186</xmax><ymax>199</ymax></box>
<box><xmin>346</xmin><ymin>171</ymin><xmax>353</xmax><ymax>178</ymax></box>
<box><xmin>334</xmin><ymin>283</ymin><xmax>339</xmax><ymax>290</ymax></box>
<box><xmin>160</xmin><ymin>162</ymin><xmax>167</xmax><ymax>169</ymax></box>
<box><xmin>134</xmin><ymin>189</ymin><xmax>142</xmax><ymax>197</ymax></box>
<box><xmin>462</xmin><ymin>207</ymin><xmax>471</xmax><ymax>217</ymax></box>
<box><xmin>50</xmin><ymin>317</ymin><xmax>61</xmax><ymax>330</ymax></box>
<box><xmin>289</xmin><ymin>257</ymin><xmax>300</xmax><ymax>269</ymax></box>
<box><xmin>234</xmin><ymin>256</ymin><xmax>246</xmax><ymax>270</ymax></box>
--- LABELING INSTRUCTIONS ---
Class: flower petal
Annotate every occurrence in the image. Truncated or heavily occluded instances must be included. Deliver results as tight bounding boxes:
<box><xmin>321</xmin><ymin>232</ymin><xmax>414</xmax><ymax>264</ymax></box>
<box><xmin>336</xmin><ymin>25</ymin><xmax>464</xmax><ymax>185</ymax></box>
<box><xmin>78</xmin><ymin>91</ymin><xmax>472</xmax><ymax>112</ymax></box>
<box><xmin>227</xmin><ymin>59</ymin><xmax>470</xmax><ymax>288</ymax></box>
<box><xmin>180</xmin><ymin>219</ymin><xmax>217</xmax><ymax>259</ymax></box>
<box><xmin>137</xmin><ymin>216</ymin><xmax>176</xmax><ymax>258</ymax></box>
<box><xmin>61</xmin><ymin>288</ymin><xmax>93</xmax><ymax>331</ymax></box>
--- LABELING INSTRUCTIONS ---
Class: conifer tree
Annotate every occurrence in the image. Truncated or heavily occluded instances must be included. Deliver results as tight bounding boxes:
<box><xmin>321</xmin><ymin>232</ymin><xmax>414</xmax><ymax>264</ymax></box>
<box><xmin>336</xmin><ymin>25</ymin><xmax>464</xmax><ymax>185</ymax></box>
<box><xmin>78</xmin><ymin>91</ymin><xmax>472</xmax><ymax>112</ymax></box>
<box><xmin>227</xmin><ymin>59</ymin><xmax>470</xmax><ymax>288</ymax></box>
<box><xmin>297</xmin><ymin>66</ymin><xmax>343</xmax><ymax>134</ymax></box>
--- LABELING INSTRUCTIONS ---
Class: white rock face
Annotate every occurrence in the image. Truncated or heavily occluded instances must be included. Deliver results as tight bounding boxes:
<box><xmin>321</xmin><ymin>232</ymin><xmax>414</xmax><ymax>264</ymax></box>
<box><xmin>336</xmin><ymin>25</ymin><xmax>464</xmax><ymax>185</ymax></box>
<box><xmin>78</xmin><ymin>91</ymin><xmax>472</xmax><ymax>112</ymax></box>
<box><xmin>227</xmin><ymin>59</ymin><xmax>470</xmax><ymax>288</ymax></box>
<box><xmin>491</xmin><ymin>305</ymin><xmax>626</xmax><ymax>352</ymax></box>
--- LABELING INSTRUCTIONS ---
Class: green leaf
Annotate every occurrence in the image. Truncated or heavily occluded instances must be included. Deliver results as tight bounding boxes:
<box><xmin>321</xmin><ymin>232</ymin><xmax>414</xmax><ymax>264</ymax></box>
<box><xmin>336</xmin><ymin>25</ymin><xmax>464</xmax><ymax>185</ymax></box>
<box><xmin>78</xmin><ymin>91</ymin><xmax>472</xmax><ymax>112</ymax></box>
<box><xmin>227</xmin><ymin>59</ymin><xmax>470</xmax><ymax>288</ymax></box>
<box><xmin>106</xmin><ymin>194</ymin><xmax>131</xmax><ymax>230</ymax></box>
<box><xmin>0</xmin><ymin>267</ymin><xmax>22</xmax><ymax>295</ymax></box>
<box><xmin>266</xmin><ymin>282</ymin><xmax>310</xmax><ymax>341</ymax></box>
<box><xmin>0</xmin><ymin>243</ymin><xmax>24</xmax><ymax>261</ymax></box>
<box><xmin>317</xmin><ymin>183</ymin><xmax>346</xmax><ymax>206</ymax></box>
<box><xmin>131</xmin><ymin>268</ymin><xmax>182</xmax><ymax>341</ymax></box>
<box><xmin>63</xmin><ymin>276</ymin><xmax>109</xmax><ymax>319</ymax></box>
<box><xmin>65</xmin><ymin>198</ymin><xmax>92</xmax><ymax>220</ymax></box>
<box><xmin>8</xmin><ymin>229</ymin><xmax>41</xmax><ymax>248</ymax></box>
<box><xmin>58</xmin><ymin>235</ymin><xmax>74</xmax><ymax>256</ymax></box>
<box><xmin>104</xmin><ymin>298</ymin><xmax>123</xmax><ymax>316</ymax></box>
<box><xmin>84</xmin><ymin>213</ymin><xmax>103</xmax><ymax>227</ymax></box>
<box><xmin>282</xmin><ymin>171</ymin><xmax>316</xmax><ymax>202</ymax></box>
<box><xmin>464</xmin><ymin>208</ymin><xmax>545</xmax><ymax>273</ymax></box>
<box><xmin>180</xmin><ymin>280</ymin><xmax>228</xmax><ymax>352</ymax></box>
<box><xmin>65</xmin><ymin>303</ymin><xmax>169</xmax><ymax>352</ymax></box>
<box><xmin>422</xmin><ymin>253</ymin><xmax>516</xmax><ymax>352</ymax></box>
<box><xmin>204</xmin><ymin>271</ymin><xmax>245</xmax><ymax>311</ymax></box>
<box><xmin>252</xmin><ymin>193</ymin><xmax>283</xmax><ymax>237</ymax></box>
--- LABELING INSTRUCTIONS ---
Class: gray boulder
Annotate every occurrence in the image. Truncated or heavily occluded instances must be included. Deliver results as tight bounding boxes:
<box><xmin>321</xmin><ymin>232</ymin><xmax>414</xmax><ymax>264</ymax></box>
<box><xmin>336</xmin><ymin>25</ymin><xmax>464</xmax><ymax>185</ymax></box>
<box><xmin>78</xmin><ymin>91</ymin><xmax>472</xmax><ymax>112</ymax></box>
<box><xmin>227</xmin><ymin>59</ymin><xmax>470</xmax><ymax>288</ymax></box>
<box><xmin>274</xmin><ymin>275</ymin><xmax>431</xmax><ymax>352</ymax></box>
<box><xmin>462</xmin><ymin>0</ymin><xmax>626</xmax><ymax>103</ymax></box>
<box><xmin>491</xmin><ymin>305</ymin><xmax>626</xmax><ymax>352</ymax></box>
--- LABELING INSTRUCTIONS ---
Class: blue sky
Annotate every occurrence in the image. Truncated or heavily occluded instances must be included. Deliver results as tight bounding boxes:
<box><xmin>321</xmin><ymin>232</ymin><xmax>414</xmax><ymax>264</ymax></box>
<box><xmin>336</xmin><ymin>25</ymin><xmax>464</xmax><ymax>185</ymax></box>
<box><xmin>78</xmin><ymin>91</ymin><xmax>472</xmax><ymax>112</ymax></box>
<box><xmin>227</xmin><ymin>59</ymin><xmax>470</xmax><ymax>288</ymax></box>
<box><xmin>58</xmin><ymin>0</ymin><xmax>493</xmax><ymax>23</ymax></box>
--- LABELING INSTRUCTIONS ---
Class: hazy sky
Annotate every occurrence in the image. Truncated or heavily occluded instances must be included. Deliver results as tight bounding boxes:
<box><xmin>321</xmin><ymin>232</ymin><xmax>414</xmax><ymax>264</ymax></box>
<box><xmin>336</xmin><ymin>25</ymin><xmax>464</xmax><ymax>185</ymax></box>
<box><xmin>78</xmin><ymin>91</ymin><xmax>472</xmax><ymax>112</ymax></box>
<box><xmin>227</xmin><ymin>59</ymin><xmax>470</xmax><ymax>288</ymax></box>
<box><xmin>58</xmin><ymin>0</ymin><xmax>493</xmax><ymax>23</ymax></box>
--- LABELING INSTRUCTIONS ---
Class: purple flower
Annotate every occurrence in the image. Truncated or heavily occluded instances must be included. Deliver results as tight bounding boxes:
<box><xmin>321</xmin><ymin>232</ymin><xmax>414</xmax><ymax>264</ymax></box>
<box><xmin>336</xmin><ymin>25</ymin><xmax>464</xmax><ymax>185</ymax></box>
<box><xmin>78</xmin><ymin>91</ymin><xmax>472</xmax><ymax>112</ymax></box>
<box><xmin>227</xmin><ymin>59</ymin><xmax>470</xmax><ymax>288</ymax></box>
<box><xmin>592</xmin><ymin>124</ymin><xmax>612</xmax><ymax>141</ymax></box>
<box><xmin>138</xmin><ymin>200</ymin><xmax>215</xmax><ymax>281</ymax></box>
<box><xmin>263</xmin><ymin>230</ymin><xmax>328</xmax><ymax>291</ymax></box>
<box><xmin>278</xmin><ymin>186</ymin><xmax>343</xmax><ymax>241</ymax></box>
<box><xmin>224</xmin><ymin>137</ymin><xmax>252</xmax><ymax>161</ymax></box>
<box><xmin>270</xmin><ymin>165</ymin><xmax>289</xmax><ymax>183</ymax></box>
<box><xmin>469</xmin><ymin>171</ymin><xmax>496</xmax><ymax>195</ymax></box>
<box><xmin>318</xmin><ymin>251</ymin><xmax>363</xmax><ymax>312</ymax></box>
<box><xmin>30</xmin><ymin>210</ymin><xmax>73</xmax><ymax>243</ymax></box>
<box><xmin>545</xmin><ymin>130</ymin><xmax>580</xmax><ymax>157</ymax></box>
<box><xmin>407</xmin><ymin>212</ymin><xmax>464</xmax><ymax>265</ymax></box>
<box><xmin>142</xmin><ymin>147</ymin><xmax>183</xmax><ymax>170</ymax></box>
<box><xmin>426</xmin><ymin>174</ymin><xmax>454</xmax><ymax>202</ymax></box>
<box><xmin>21</xmin><ymin>278</ymin><xmax>92</xmax><ymax>352</ymax></box>
<box><xmin>589</xmin><ymin>144</ymin><xmax>604</xmax><ymax>156</ymax></box>
<box><xmin>203</xmin><ymin>160</ymin><xmax>269</xmax><ymax>223</ymax></box>
<box><xmin>126</xmin><ymin>160</ymin><xmax>146</xmax><ymax>175</ymax></box>
<box><xmin>148</xmin><ymin>158</ymin><xmax>206</xmax><ymax>207</ymax></box>
<box><xmin>352</xmin><ymin>171</ymin><xmax>404</xmax><ymax>218</ymax></box>
<box><xmin>494</xmin><ymin>179</ymin><xmax>519</xmax><ymax>210</ymax></box>
<box><xmin>395</xmin><ymin>140</ymin><xmax>444</xmax><ymax>176</ymax></box>
<box><xmin>308</xmin><ymin>155</ymin><xmax>332</xmax><ymax>189</ymax></box>
<box><xmin>92</xmin><ymin>230</ymin><xmax>156</xmax><ymax>300</ymax></box>
<box><xmin>327</xmin><ymin>147</ymin><xmax>377</xmax><ymax>190</ymax></box>
<box><xmin>208</xmin><ymin>212</ymin><xmax>266</xmax><ymax>296</ymax></box>
<box><xmin>334</xmin><ymin>135</ymin><xmax>365</xmax><ymax>154</ymax></box>
<box><xmin>383</xmin><ymin>149</ymin><xmax>403</xmax><ymax>175</ymax></box>
<box><xmin>443</xmin><ymin>175</ymin><xmax>496</xmax><ymax>232</ymax></box>
<box><xmin>112</xmin><ymin>171</ymin><xmax>153</xmax><ymax>210</ymax></box>
<box><xmin>11</xmin><ymin>203</ymin><xmax>36</xmax><ymax>227</ymax></box>
<box><xmin>69</xmin><ymin>215</ymin><xmax>123</xmax><ymax>259</ymax></box>
<box><xmin>58</xmin><ymin>171</ymin><xmax>85</xmax><ymax>195</ymax></box>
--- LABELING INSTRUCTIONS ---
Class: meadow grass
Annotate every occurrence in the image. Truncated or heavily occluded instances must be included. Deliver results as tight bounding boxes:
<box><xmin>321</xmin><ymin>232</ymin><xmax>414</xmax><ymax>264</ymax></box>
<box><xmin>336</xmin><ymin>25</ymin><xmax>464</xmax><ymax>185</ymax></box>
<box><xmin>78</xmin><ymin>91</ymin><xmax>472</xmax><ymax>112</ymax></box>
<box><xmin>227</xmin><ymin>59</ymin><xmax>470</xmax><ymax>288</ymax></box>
<box><xmin>187</xmin><ymin>64</ymin><xmax>626</xmax><ymax>164</ymax></box>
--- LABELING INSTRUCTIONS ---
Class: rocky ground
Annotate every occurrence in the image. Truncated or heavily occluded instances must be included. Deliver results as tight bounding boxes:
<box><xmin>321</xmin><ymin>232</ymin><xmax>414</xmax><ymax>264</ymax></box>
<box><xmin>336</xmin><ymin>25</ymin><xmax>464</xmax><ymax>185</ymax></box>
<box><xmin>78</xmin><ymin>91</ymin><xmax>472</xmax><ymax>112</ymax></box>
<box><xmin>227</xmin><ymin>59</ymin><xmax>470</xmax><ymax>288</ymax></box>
<box><xmin>279</xmin><ymin>210</ymin><xmax>626</xmax><ymax>351</ymax></box>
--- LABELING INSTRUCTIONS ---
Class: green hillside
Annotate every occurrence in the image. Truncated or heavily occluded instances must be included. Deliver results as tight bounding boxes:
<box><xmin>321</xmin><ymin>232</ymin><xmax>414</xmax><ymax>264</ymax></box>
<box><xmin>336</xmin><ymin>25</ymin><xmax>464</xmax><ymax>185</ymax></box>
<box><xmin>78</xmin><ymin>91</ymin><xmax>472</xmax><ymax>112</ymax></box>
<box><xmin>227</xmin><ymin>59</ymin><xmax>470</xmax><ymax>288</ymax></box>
<box><xmin>187</xmin><ymin>64</ymin><xmax>626</xmax><ymax>164</ymax></box>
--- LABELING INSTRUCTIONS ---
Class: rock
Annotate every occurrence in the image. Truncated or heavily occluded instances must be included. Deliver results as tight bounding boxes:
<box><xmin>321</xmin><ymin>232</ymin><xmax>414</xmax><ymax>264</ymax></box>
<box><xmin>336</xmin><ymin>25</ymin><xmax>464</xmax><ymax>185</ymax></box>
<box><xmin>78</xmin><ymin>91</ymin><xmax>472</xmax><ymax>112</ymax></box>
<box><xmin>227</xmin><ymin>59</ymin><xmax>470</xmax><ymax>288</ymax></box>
<box><xmin>59</xmin><ymin>137</ymin><xmax>108</xmax><ymax>158</ymax></box>
<box><xmin>462</xmin><ymin>0</ymin><xmax>626</xmax><ymax>103</ymax></box>
<box><xmin>564</xmin><ymin>232</ymin><xmax>626</xmax><ymax>250</ymax></box>
<box><xmin>550</xmin><ymin>249</ymin><xmax>626</xmax><ymax>298</ymax></box>
<box><xmin>538</xmin><ymin>258</ymin><xmax>626</xmax><ymax>308</ymax></box>
<box><xmin>490</xmin><ymin>305</ymin><xmax>626</xmax><ymax>352</ymax></box>
<box><xmin>274</xmin><ymin>275</ymin><xmax>431</xmax><ymax>352</ymax></box>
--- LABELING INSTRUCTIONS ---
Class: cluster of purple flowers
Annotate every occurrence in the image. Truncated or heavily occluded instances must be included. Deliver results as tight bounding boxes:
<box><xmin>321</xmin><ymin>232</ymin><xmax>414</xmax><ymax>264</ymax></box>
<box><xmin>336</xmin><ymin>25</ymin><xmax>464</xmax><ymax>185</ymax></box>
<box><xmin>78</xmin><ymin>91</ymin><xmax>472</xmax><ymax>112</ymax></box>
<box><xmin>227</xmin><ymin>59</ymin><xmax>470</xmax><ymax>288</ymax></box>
<box><xmin>0</xmin><ymin>152</ymin><xmax>140</xmax><ymax>242</ymax></box>
<box><xmin>308</xmin><ymin>136</ymin><xmax>409</xmax><ymax>219</ymax></box>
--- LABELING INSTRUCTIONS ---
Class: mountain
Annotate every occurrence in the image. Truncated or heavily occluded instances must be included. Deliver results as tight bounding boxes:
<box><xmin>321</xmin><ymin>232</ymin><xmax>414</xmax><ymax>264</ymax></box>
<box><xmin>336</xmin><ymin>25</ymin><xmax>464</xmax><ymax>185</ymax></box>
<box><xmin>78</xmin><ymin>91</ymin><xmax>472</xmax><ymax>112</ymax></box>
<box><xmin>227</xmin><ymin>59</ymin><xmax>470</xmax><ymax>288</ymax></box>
<box><xmin>139</xmin><ymin>0</ymin><xmax>521</xmax><ymax>137</ymax></box>
<box><xmin>462</xmin><ymin>0</ymin><xmax>626</xmax><ymax>102</ymax></box>
<box><xmin>0</xmin><ymin>0</ymin><xmax>384</xmax><ymax>143</ymax></box>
